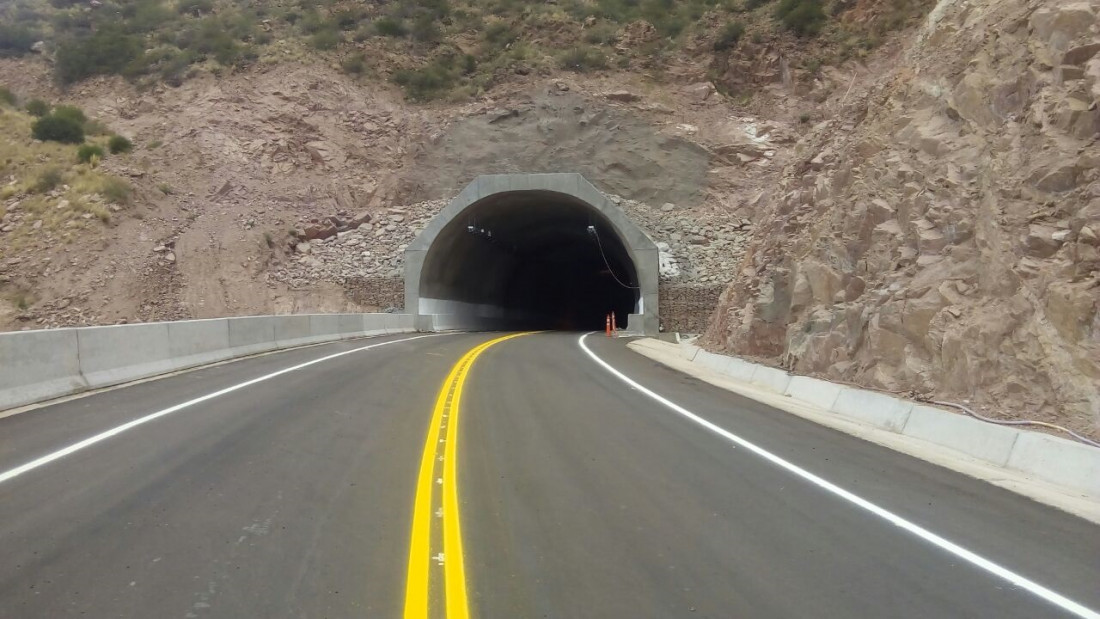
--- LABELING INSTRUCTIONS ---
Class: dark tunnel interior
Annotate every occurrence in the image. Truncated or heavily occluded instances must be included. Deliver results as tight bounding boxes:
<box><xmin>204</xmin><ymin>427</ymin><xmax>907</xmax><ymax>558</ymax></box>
<box><xmin>418</xmin><ymin>191</ymin><xmax>640</xmax><ymax>330</ymax></box>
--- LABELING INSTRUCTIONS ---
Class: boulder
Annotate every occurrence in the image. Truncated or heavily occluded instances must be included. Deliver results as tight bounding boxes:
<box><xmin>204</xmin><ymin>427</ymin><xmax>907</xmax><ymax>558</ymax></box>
<box><xmin>1030</xmin><ymin>4</ymin><xmax>1095</xmax><ymax>46</ymax></box>
<box><xmin>918</xmin><ymin>228</ymin><xmax>948</xmax><ymax>254</ymax></box>
<box><xmin>302</xmin><ymin>224</ymin><xmax>337</xmax><ymax>241</ymax></box>
<box><xmin>1063</xmin><ymin>43</ymin><xmax>1100</xmax><ymax>66</ymax></box>
<box><xmin>1045</xmin><ymin>281</ymin><xmax>1098</xmax><ymax>343</ymax></box>
<box><xmin>1054</xmin><ymin>95</ymin><xmax>1100</xmax><ymax>140</ymax></box>
<box><xmin>604</xmin><ymin>90</ymin><xmax>641</xmax><ymax>103</ymax></box>
<box><xmin>683</xmin><ymin>82</ymin><xmax>716</xmax><ymax>103</ymax></box>
<box><xmin>1023</xmin><ymin>223</ymin><xmax>1064</xmax><ymax>257</ymax></box>
<box><xmin>351</xmin><ymin>211</ymin><xmax>372</xmax><ymax>226</ymax></box>
<box><xmin>1030</xmin><ymin>164</ymin><xmax>1080</xmax><ymax>193</ymax></box>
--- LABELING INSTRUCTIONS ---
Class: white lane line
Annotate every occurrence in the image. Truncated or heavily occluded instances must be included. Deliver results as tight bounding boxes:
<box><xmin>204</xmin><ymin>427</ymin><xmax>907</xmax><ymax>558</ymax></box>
<box><xmin>578</xmin><ymin>333</ymin><xmax>1100</xmax><ymax>619</ymax></box>
<box><xmin>0</xmin><ymin>334</ymin><xmax>445</xmax><ymax>486</ymax></box>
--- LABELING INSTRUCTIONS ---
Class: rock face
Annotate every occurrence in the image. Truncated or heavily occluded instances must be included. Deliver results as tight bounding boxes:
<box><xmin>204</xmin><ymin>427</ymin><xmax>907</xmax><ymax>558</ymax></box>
<box><xmin>703</xmin><ymin>0</ymin><xmax>1100</xmax><ymax>436</ymax></box>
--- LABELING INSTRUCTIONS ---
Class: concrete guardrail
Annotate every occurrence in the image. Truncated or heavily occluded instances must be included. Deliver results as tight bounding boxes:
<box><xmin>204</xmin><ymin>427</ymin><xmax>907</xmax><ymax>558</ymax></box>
<box><xmin>0</xmin><ymin>313</ymin><xmax>416</xmax><ymax>412</ymax></box>
<box><xmin>675</xmin><ymin>343</ymin><xmax>1100</xmax><ymax>498</ymax></box>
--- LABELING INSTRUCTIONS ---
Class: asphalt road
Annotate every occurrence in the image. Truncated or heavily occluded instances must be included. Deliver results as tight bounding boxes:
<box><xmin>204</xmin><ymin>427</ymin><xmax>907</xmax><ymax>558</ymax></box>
<box><xmin>1</xmin><ymin>331</ymin><xmax>1098</xmax><ymax>618</ymax></box>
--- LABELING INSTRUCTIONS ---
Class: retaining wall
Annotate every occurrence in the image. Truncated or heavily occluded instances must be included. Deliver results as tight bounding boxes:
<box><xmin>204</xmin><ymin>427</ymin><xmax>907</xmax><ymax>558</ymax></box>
<box><xmin>675</xmin><ymin>343</ymin><xmax>1100</xmax><ymax>498</ymax></box>
<box><xmin>0</xmin><ymin>313</ymin><xmax>416</xmax><ymax>412</ymax></box>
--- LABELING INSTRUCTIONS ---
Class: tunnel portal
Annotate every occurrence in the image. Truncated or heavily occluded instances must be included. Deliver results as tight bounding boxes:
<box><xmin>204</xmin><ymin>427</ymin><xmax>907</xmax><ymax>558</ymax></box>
<box><xmin>405</xmin><ymin>174</ymin><xmax>659</xmax><ymax>333</ymax></box>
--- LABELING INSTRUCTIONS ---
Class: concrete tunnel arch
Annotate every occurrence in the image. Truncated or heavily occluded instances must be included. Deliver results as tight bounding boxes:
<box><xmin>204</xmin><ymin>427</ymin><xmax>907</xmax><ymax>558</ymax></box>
<box><xmin>405</xmin><ymin>174</ymin><xmax>659</xmax><ymax>334</ymax></box>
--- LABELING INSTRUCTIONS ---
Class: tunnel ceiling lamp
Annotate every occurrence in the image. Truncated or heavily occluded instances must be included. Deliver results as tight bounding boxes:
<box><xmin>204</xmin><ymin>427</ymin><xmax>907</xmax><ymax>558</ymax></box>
<box><xmin>466</xmin><ymin>224</ymin><xmax>492</xmax><ymax>238</ymax></box>
<box><xmin>588</xmin><ymin>225</ymin><xmax>640</xmax><ymax>290</ymax></box>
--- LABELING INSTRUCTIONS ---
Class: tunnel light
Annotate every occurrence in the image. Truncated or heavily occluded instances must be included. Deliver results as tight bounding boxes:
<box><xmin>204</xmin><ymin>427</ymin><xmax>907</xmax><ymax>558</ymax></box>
<box><xmin>467</xmin><ymin>225</ymin><xmax>476</xmax><ymax>233</ymax></box>
<box><xmin>586</xmin><ymin>225</ymin><xmax>596</xmax><ymax>235</ymax></box>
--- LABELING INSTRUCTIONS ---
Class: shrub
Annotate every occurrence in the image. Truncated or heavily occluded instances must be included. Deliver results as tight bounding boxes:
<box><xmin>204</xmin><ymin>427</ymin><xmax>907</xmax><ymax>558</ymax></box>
<box><xmin>101</xmin><ymin>177</ymin><xmax>131</xmax><ymax>204</ymax></box>
<box><xmin>310</xmin><ymin>29</ymin><xmax>342</xmax><ymax>50</ymax></box>
<box><xmin>411</xmin><ymin>14</ymin><xmax>441</xmax><ymax>43</ymax></box>
<box><xmin>32</xmin><ymin>115</ymin><xmax>85</xmax><ymax>144</ymax></box>
<box><xmin>745</xmin><ymin>0</ymin><xmax>771</xmax><ymax>9</ymax></box>
<box><xmin>775</xmin><ymin>0</ymin><xmax>827</xmax><ymax>36</ymax></box>
<box><xmin>178</xmin><ymin>0</ymin><xmax>214</xmax><ymax>16</ymax></box>
<box><xmin>713</xmin><ymin>20</ymin><xmax>745</xmax><ymax>51</ymax></box>
<box><xmin>0</xmin><ymin>24</ymin><xmax>36</xmax><ymax>57</ymax></box>
<box><xmin>374</xmin><ymin>17</ymin><xmax>407</xmax><ymax>37</ymax></box>
<box><xmin>559</xmin><ymin>46</ymin><xmax>606</xmax><ymax>72</ymax></box>
<box><xmin>392</xmin><ymin>55</ymin><xmax>462</xmax><ymax>101</ymax></box>
<box><xmin>332</xmin><ymin>7</ymin><xmax>364</xmax><ymax>29</ymax></box>
<box><xmin>55</xmin><ymin>29</ymin><xmax>143</xmax><ymax>85</ymax></box>
<box><xmin>77</xmin><ymin>144</ymin><xmax>105</xmax><ymax>163</ymax></box>
<box><xmin>0</xmin><ymin>87</ymin><xmax>15</xmax><ymax>107</ymax></box>
<box><xmin>108</xmin><ymin>135</ymin><xmax>133</xmax><ymax>154</ymax></box>
<box><xmin>584</xmin><ymin>22</ymin><xmax>619</xmax><ymax>45</ymax></box>
<box><xmin>484</xmin><ymin>22</ymin><xmax>517</xmax><ymax>48</ymax></box>
<box><xmin>32</xmin><ymin>167</ymin><xmax>64</xmax><ymax>193</ymax></box>
<box><xmin>52</xmin><ymin>104</ymin><xmax>87</xmax><ymax>126</ymax></box>
<box><xmin>340</xmin><ymin>54</ymin><xmax>367</xmax><ymax>75</ymax></box>
<box><xmin>25</xmin><ymin>98</ymin><xmax>49</xmax><ymax>116</ymax></box>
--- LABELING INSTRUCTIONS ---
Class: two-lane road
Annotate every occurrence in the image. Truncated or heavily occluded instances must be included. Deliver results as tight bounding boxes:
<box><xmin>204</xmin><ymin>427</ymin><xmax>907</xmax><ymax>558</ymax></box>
<box><xmin>1</xmin><ymin>332</ymin><xmax>1097</xmax><ymax>618</ymax></box>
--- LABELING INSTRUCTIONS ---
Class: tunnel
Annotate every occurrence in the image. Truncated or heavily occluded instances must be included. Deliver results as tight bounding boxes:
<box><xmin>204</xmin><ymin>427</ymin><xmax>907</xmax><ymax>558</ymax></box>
<box><xmin>405</xmin><ymin>174</ymin><xmax>659</xmax><ymax>333</ymax></box>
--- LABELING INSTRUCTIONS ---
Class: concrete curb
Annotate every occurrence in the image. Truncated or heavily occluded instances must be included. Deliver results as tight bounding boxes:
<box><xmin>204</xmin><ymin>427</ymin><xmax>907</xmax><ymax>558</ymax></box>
<box><xmin>0</xmin><ymin>313</ymin><xmax>417</xmax><ymax>412</ymax></box>
<box><xmin>641</xmin><ymin>339</ymin><xmax>1100</xmax><ymax>501</ymax></box>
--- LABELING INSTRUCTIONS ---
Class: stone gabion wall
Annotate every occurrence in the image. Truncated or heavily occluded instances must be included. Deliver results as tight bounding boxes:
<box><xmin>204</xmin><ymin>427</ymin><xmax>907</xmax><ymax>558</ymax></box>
<box><xmin>345</xmin><ymin>276</ymin><xmax>405</xmax><ymax>311</ymax></box>
<box><xmin>659</xmin><ymin>283</ymin><xmax>725</xmax><ymax>334</ymax></box>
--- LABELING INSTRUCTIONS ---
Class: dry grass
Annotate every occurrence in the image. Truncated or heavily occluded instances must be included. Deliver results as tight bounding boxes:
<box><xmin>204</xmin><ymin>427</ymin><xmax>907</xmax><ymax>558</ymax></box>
<box><xmin>0</xmin><ymin>105</ymin><xmax>131</xmax><ymax>243</ymax></box>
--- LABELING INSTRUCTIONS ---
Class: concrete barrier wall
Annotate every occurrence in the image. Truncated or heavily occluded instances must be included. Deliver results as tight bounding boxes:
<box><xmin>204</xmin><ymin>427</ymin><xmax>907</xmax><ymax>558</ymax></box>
<box><xmin>676</xmin><ymin>342</ymin><xmax>1100</xmax><ymax>498</ymax></box>
<box><xmin>79</xmin><ymin>323</ymin><xmax>174</xmax><ymax>388</ymax></box>
<box><xmin>0</xmin><ymin>328</ymin><xmax>85</xmax><ymax>410</ymax></box>
<box><xmin>0</xmin><ymin>313</ymin><xmax>417</xmax><ymax>412</ymax></box>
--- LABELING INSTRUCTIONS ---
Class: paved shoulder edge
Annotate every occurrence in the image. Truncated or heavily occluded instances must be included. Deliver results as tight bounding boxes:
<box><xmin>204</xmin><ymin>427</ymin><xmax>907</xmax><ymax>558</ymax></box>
<box><xmin>626</xmin><ymin>337</ymin><xmax>1100</xmax><ymax>524</ymax></box>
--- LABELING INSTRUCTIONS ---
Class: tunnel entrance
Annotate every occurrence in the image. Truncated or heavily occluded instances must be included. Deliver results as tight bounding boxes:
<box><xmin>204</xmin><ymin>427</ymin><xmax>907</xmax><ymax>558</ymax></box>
<box><xmin>405</xmin><ymin>174</ymin><xmax>659</xmax><ymax>333</ymax></box>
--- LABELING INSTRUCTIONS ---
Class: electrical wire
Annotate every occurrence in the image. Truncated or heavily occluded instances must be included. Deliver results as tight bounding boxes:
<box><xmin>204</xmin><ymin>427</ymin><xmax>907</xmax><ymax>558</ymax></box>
<box><xmin>931</xmin><ymin>400</ymin><xmax>1100</xmax><ymax>449</ymax></box>
<box><xmin>591</xmin><ymin>227</ymin><xmax>640</xmax><ymax>290</ymax></box>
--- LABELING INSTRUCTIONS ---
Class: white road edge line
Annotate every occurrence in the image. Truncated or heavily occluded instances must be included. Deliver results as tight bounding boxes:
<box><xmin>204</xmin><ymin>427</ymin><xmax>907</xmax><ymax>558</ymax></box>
<box><xmin>0</xmin><ymin>333</ymin><xmax>445</xmax><ymax>486</ymax></box>
<box><xmin>578</xmin><ymin>333</ymin><xmax>1100</xmax><ymax>619</ymax></box>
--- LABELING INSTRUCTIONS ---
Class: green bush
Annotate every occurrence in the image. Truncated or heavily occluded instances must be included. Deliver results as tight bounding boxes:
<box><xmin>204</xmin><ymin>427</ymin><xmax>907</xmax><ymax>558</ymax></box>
<box><xmin>108</xmin><ymin>135</ymin><xmax>133</xmax><ymax>154</ymax></box>
<box><xmin>77</xmin><ymin>144</ymin><xmax>105</xmax><ymax>163</ymax></box>
<box><xmin>775</xmin><ymin>0</ymin><xmax>826</xmax><ymax>36</ymax></box>
<box><xmin>0</xmin><ymin>24</ymin><xmax>37</xmax><ymax>57</ymax></box>
<box><xmin>484</xmin><ymin>22</ymin><xmax>517</xmax><ymax>48</ymax></box>
<box><xmin>184</xmin><ymin>18</ymin><xmax>251</xmax><ymax>65</ymax></box>
<box><xmin>101</xmin><ymin>176</ymin><xmax>132</xmax><ymax>205</ymax></box>
<box><xmin>310</xmin><ymin>28</ymin><xmax>342</xmax><ymax>50</ymax></box>
<box><xmin>583</xmin><ymin>22</ymin><xmax>619</xmax><ymax>45</ymax></box>
<box><xmin>559</xmin><ymin>46</ymin><xmax>607</xmax><ymax>72</ymax></box>
<box><xmin>332</xmin><ymin>7</ymin><xmax>364</xmax><ymax>29</ymax></box>
<box><xmin>713</xmin><ymin>20</ymin><xmax>745</xmax><ymax>51</ymax></box>
<box><xmin>178</xmin><ymin>0</ymin><xmax>214</xmax><ymax>16</ymax></box>
<box><xmin>340</xmin><ymin>54</ymin><xmax>367</xmax><ymax>75</ymax></box>
<box><xmin>25</xmin><ymin>99</ymin><xmax>49</xmax><ymax>116</ymax></box>
<box><xmin>374</xmin><ymin>17</ymin><xmax>408</xmax><ymax>37</ymax></box>
<box><xmin>32</xmin><ymin>167</ymin><xmax>64</xmax><ymax>193</ymax></box>
<box><xmin>55</xmin><ymin>29</ymin><xmax>143</xmax><ymax>85</ymax></box>
<box><xmin>410</xmin><ymin>13</ymin><xmax>441</xmax><ymax>43</ymax></box>
<box><xmin>392</xmin><ymin>55</ymin><xmax>463</xmax><ymax>101</ymax></box>
<box><xmin>52</xmin><ymin>104</ymin><xmax>87</xmax><ymax>126</ymax></box>
<box><xmin>31</xmin><ymin>114</ymin><xmax>85</xmax><ymax>144</ymax></box>
<box><xmin>0</xmin><ymin>87</ymin><xmax>15</xmax><ymax>107</ymax></box>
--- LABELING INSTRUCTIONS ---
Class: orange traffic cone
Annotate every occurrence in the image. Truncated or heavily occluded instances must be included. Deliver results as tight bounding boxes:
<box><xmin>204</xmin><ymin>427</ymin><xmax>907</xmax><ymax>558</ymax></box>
<box><xmin>605</xmin><ymin>313</ymin><xmax>612</xmax><ymax>337</ymax></box>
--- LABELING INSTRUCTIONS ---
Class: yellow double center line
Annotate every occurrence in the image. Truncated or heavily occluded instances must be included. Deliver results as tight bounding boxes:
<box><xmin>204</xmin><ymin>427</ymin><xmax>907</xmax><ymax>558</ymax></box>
<box><xmin>404</xmin><ymin>332</ymin><xmax>532</xmax><ymax>619</ymax></box>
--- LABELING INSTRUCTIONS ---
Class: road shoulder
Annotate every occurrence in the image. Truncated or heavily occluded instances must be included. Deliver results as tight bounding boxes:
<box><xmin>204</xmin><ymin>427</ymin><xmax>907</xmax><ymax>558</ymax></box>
<box><xmin>628</xmin><ymin>337</ymin><xmax>1100</xmax><ymax>525</ymax></box>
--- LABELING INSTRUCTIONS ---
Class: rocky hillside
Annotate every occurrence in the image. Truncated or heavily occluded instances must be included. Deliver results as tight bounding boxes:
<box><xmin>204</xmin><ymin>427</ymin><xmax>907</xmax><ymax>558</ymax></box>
<box><xmin>703</xmin><ymin>0</ymin><xmax>1100</xmax><ymax>437</ymax></box>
